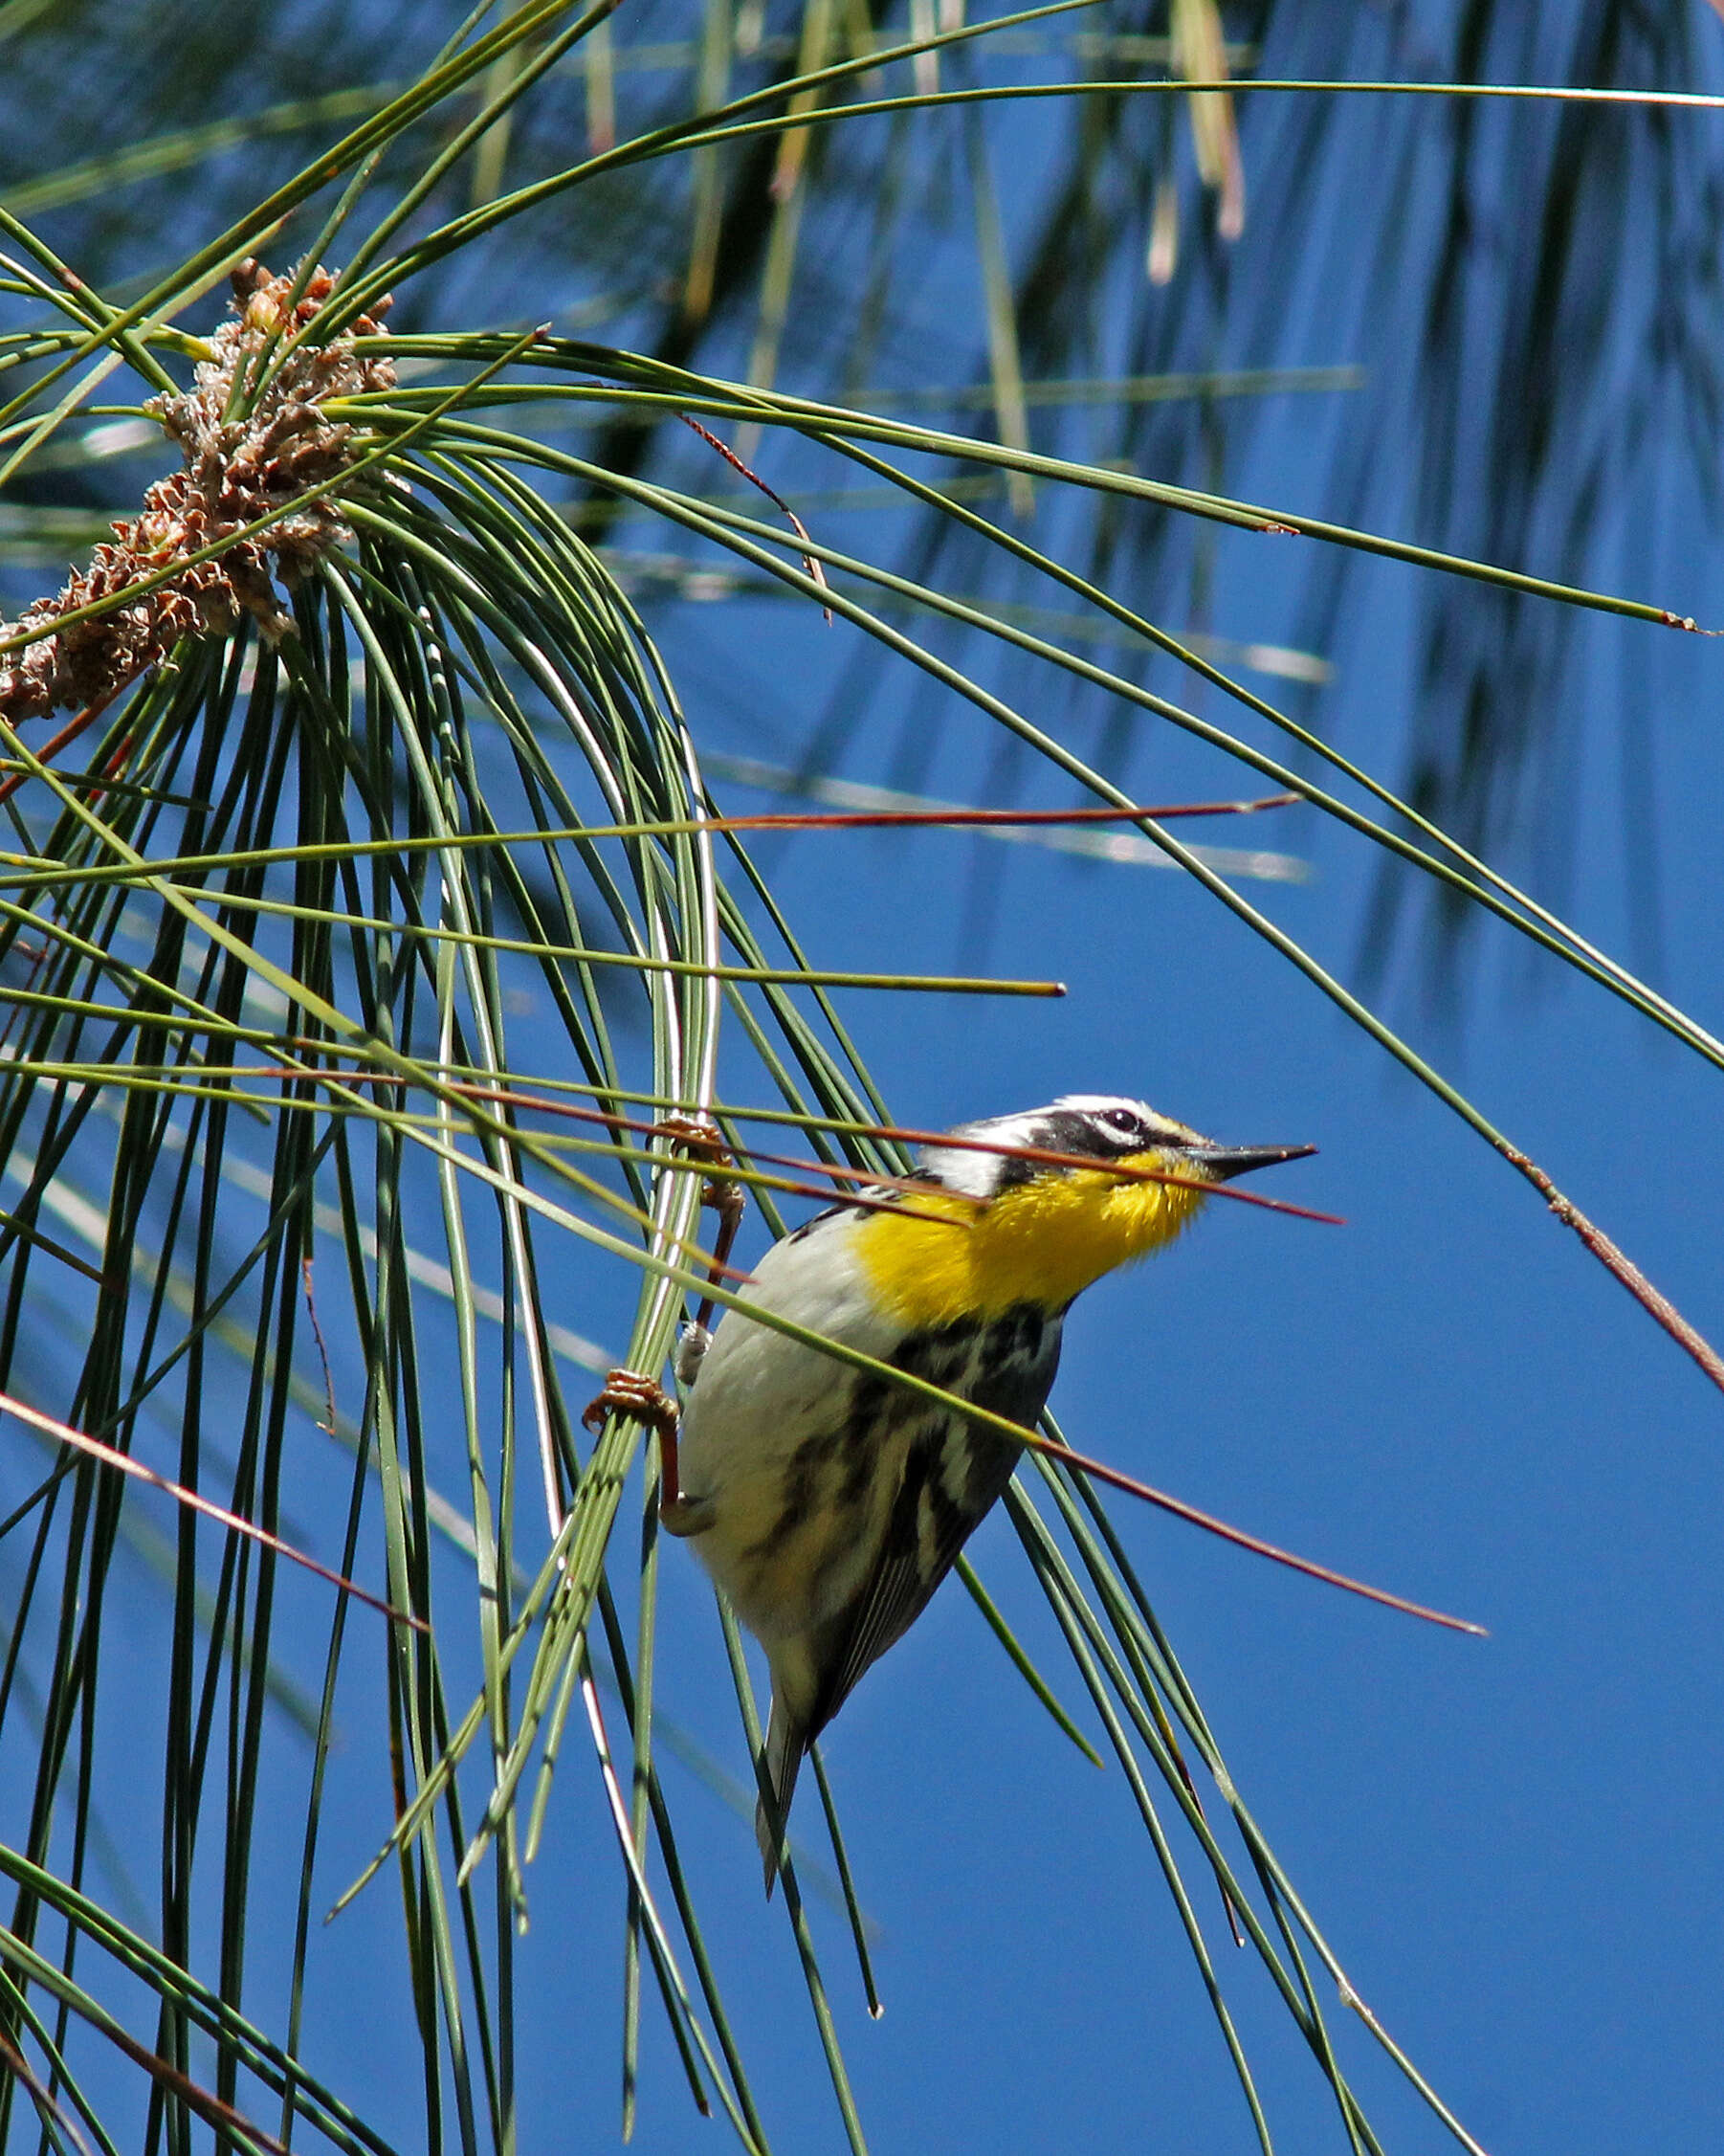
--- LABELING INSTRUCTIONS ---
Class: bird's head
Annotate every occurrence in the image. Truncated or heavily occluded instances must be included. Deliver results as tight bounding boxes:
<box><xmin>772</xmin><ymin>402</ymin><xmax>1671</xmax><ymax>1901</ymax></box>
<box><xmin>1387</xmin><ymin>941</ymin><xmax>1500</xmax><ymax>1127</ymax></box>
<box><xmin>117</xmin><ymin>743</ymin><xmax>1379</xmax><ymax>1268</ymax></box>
<box><xmin>855</xmin><ymin>1094</ymin><xmax>1313</xmax><ymax>1325</ymax></box>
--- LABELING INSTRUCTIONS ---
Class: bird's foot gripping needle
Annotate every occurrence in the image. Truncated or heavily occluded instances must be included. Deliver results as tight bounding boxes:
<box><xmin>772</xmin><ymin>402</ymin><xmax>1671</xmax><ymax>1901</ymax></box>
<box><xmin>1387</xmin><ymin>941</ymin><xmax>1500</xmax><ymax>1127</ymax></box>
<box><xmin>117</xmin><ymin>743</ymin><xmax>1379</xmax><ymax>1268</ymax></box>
<box><xmin>582</xmin><ymin>1369</ymin><xmax>714</xmax><ymax>1537</ymax></box>
<box><xmin>581</xmin><ymin>1118</ymin><xmax>743</xmax><ymax>1539</ymax></box>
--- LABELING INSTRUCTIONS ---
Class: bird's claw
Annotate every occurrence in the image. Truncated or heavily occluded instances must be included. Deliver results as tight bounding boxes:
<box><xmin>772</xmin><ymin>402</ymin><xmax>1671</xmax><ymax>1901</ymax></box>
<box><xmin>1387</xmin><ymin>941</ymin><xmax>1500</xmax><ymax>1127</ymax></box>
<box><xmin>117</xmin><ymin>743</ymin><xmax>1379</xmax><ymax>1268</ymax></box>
<box><xmin>652</xmin><ymin>1115</ymin><xmax>745</xmax><ymax>1338</ymax></box>
<box><xmin>582</xmin><ymin>1119</ymin><xmax>742</xmax><ymax>1537</ymax></box>
<box><xmin>581</xmin><ymin>1367</ymin><xmax>715</xmax><ymax>1537</ymax></box>
<box><xmin>582</xmin><ymin>1367</ymin><xmax>676</xmax><ymax>1442</ymax></box>
<box><xmin>652</xmin><ymin>1115</ymin><xmax>744</xmax><ymax>1236</ymax></box>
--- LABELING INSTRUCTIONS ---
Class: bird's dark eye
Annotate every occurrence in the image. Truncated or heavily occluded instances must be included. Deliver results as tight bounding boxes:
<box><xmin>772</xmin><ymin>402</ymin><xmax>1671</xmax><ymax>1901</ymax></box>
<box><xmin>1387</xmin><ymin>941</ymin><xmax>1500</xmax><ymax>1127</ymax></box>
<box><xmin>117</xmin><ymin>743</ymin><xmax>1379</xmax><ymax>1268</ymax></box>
<box><xmin>1106</xmin><ymin>1108</ymin><xmax>1143</xmax><ymax>1140</ymax></box>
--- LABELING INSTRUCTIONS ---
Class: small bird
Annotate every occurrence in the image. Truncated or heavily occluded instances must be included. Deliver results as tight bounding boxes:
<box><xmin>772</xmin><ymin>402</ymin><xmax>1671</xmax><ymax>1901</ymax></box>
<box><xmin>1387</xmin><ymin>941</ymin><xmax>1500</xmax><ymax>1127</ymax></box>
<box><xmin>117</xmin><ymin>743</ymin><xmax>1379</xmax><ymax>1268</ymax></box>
<box><xmin>588</xmin><ymin>1095</ymin><xmax>1311</xmax><ymax>1889</ymax></box>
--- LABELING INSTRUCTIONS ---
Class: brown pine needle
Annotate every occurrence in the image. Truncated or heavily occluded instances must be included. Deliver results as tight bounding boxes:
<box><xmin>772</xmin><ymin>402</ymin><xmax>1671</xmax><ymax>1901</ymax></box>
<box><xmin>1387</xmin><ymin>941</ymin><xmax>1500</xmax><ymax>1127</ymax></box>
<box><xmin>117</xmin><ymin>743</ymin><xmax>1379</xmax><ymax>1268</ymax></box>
<box><xmin>1023</xmin><ymin>1428</ymin><xmax>1486</xmax><ymax>1635</ymax></box>
<box><xmin>0</xmin><ymin>1389</ymin><xmax>425</xmax><ymax>1631</ymax></box>
<box><xmin>681</xmin><ymin>793</ymin><xmax>1301</xmax><ymax>833</ymax></box>
<box><xmin>300</xmin><ymin>1251</ymin><xmax>338</xmax><ymax>1435</ymax></box>
<box><xmin>1503</xmin><ymin>1143</ymin><xmax>1724</xmax><ymax>1399</ymax></box>
<box><xmin>853</xmin><ymin>1121</ymin><xmax>1337</xmax><ymax>1225</ymax></box>
<box><xmin>678</xmin><ymin>411</ymin><xmax>833</xmax><ymax>621</ymax></box>
<box><xmin>226</xmin><ymin>1069</ymin><xmax>1438</xmax><ymax>1626</ymax></box>
<box><xmin>0</xmin><ymin>688</ymin><xmax>118</xmax><ymax>806</ymax></box>
<box><xmin>260</xmin><ymin>1069</ymin><xmax>1342</xmax><ymax>1232</ymax></box>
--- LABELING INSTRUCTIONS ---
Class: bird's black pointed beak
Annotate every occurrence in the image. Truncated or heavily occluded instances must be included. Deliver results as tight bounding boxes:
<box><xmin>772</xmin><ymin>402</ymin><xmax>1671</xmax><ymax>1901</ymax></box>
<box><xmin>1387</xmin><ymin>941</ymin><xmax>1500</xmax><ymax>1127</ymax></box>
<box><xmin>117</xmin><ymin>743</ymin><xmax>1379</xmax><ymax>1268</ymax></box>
<box><xmin>1183</xmin><ymin>1142</ymin><xmax>1316</xmax><ymax>1182</ymax></box>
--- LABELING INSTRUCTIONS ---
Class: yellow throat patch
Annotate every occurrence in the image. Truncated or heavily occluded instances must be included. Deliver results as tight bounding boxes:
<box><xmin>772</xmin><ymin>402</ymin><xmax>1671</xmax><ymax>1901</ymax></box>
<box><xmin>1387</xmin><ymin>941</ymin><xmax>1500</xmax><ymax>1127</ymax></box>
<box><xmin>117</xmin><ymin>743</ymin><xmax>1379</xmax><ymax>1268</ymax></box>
<box><xmin>854</xmin><ymin>1154</ymin><xmax>1211</xmax><ymax>1328</ymax></box>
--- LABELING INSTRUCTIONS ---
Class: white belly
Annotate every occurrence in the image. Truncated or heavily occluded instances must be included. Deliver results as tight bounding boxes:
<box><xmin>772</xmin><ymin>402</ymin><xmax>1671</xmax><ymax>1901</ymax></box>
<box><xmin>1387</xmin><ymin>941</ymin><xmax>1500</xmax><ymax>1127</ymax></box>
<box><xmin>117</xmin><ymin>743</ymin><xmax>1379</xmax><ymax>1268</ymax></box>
<box><xmin>677</xmin><ymin>1211</ymin><xmax>901</xmax><ymax>1638</ymax></box>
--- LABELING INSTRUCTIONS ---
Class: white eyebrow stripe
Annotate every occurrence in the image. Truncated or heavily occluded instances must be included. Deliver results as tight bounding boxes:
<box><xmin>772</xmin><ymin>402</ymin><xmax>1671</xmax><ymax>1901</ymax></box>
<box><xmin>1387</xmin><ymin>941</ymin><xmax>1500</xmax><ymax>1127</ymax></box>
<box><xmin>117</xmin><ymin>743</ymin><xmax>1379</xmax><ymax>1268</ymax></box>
<box><xmin>1050</xmin><ymin>1095</ymin><xmax>1202</xmax><ymax>1145</ymax></box>
<box><xmin>1050</xmin><ymin>1093</ymin><xmax>1157</xmax><ymax>1117</ymax></box>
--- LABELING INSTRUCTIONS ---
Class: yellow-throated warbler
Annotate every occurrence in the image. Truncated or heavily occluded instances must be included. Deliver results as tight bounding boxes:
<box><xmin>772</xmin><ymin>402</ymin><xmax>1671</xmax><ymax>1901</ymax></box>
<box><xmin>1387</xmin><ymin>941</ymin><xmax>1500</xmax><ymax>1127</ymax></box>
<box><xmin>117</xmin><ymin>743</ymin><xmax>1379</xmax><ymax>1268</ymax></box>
<box><xmin>587</xmin><ymin>1095</ymin><xmax>1310</xmax><ymax>1889</ymax></box>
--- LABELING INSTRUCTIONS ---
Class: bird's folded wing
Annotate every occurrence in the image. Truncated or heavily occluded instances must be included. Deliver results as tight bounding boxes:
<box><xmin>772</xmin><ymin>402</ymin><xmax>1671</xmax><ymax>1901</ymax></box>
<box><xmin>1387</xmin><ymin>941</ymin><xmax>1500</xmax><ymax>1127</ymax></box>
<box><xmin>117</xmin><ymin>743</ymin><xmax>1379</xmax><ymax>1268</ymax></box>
<box><xmin>807</xmin><ymin>1422</ymin><xmax>1006</xmax><ymax>1737</ymax></box>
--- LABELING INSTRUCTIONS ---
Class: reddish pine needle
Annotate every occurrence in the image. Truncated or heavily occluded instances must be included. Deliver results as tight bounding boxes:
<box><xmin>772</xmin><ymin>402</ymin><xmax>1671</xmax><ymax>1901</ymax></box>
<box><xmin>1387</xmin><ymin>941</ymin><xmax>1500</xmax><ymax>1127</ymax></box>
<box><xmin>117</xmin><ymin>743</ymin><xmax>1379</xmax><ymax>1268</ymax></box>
<box><xmin>0</xmin><ymin>690</ymin><xmax>117</xmax><ymax>806</ymax></box>
<box><xmin>258</xmin><ymin>1068</ymin><xmax>1342</xmax><ymax>1230</ymax></box>
<box><xmin>678</xmin><ymin>411</ymin><xmax>833</xmax><ymax>622</ymax></box>
<box><xmin>1023</xmin><ymin>1429</ymin><xmax>1486</xmax><ymax>1635</ymax></box>
<box><xmin>680</xmin><ymin>794</ymin><xmax>1301</xmax><ymax>834</ymax></box>
<box><xmin>251</xmin><ymin>1065</ymin><xmax>1463</xmax><ymax>1631</ymax></box>
<box><xmin>0</xmin><ymin>1389</ymin><xmax>424</xmax><ymax>1630</ymax></box>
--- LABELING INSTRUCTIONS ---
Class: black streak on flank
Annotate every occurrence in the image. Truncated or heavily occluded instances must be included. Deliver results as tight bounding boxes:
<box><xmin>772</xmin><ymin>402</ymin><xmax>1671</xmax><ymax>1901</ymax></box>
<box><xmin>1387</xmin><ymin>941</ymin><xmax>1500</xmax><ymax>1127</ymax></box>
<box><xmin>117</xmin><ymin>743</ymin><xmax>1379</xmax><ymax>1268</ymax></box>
<box><xmin>912</xmin><ymin>1427</ymin><xmax>966</xmax><ymax>1559</ymax></box>
<box><xmin>837</xmin><ymin>1375</ymin><xmax>891</xmax><ymax>1508</ymax></box>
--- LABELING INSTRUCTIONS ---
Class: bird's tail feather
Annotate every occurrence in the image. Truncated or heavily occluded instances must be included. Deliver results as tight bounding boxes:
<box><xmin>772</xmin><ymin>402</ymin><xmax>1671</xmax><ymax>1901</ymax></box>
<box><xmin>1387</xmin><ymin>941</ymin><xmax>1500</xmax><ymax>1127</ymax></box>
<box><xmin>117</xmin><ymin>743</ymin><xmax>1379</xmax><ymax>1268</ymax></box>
<box><xmin>756</xmin><ymin>1696</ymin><xmax>803</xmax><ymax>1899</ymax></box>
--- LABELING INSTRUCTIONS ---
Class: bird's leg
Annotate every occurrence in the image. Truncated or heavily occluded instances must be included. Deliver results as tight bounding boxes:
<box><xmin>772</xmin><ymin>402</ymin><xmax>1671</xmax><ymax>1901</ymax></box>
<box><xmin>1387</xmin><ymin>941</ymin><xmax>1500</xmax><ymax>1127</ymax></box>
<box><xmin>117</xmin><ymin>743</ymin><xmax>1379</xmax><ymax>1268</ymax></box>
<box><xmin>651</xmin><ymin>1114</ymin><xmax>744</xmax><ymax>1328</ymax></box>
<box><xmin>649</xmin><ymin>1115</ymin><xmax>744</xmax><ymax>1387</ymax></box>
<box><xmin>578</xmin><ymin>1118</ymin><xmax>742</xmax><ymax>1538</ymax></box>
<box><xmin>581</xmin><ymin>1369</ymin><xmax>714</xmax><ymax>1538</ymax></box>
